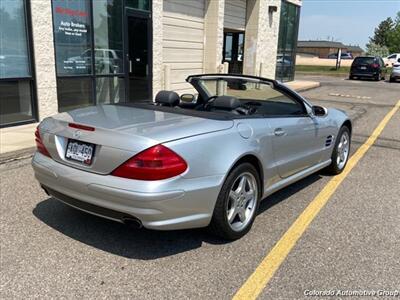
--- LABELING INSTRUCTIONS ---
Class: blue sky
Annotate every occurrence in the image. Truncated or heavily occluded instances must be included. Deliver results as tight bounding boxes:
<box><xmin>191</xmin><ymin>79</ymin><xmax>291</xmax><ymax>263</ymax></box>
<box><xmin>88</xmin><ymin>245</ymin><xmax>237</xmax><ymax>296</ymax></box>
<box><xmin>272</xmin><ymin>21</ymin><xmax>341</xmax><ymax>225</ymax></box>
<box><xmin>299</xmin><ymin>0</ymin><xmax>400</xmax><ymax>49</ymax></box>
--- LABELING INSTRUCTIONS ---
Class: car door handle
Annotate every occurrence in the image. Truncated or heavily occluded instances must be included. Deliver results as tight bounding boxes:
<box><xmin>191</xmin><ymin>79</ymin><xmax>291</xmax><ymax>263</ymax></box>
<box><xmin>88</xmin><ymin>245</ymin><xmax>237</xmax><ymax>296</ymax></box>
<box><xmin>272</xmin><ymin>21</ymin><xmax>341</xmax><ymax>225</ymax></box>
<box><xmin>274</xmin><ymin>128</ymin><xmax>286</xmax><ymax>136</ymax></box>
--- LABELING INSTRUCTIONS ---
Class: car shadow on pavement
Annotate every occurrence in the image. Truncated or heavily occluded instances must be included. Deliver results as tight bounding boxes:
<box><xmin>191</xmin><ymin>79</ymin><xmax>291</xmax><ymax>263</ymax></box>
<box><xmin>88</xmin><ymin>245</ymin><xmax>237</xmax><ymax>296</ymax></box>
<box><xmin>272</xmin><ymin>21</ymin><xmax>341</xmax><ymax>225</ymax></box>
<box><xmin>32</xmin><ymin>173</ymin><xmax>323</xmax><ymax>260</ymax></box>
<box><xmin>33</xmin><ymin>198</ymin><xmax>218</xmax><ymax>260</ymax></box>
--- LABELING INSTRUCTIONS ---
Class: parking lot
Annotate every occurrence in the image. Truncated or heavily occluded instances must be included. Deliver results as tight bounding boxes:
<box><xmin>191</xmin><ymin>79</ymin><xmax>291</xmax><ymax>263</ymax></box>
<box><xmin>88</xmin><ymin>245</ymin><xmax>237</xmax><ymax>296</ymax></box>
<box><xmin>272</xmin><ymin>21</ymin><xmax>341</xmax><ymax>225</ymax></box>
<box><xmin>1</xmin><ymin>76</ymin><xmax>399</xmax><ymax>299</ymax></box>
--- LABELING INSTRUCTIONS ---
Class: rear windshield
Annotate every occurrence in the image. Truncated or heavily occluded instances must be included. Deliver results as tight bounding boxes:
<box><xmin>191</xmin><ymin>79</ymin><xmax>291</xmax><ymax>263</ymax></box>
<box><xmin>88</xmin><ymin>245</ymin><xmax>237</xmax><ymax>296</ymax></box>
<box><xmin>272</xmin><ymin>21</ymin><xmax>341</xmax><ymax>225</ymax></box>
<box><xmin>353</xmin><ymin>57</ymin><xmax>375</xmax><ymax>65</ymax></box>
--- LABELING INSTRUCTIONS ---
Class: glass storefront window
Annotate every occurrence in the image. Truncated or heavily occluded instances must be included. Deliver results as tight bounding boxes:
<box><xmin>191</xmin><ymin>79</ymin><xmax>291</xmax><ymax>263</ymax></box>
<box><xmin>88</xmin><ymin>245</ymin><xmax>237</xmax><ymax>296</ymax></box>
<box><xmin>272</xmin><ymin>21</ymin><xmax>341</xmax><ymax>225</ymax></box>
<box><xmin>57</xmin><ymin>78</ymin><xmax>94</xmax><ymax>112</ymax></box>
<box><xmin>52</xmin><ymin>0</ymin><xmax>152</xmax><ymax>112</ymax></box>
<box><xmin>0</xmin><ymin>81</ymin><xmax>34</xmax><ymax>125</ymax></box>
<box><xmin>275</xmin><ymin>1</ymin><xmax>300</xmax><ymax>82</ymax></box>
<box><xmin>0</xmin><ymin>0</ymin><xmax>30</xmax><ymax>79</ymax></box>
<box><xmin>52</xmin><ymin>0</ymin><xmax>93</xmax><ymax>75</ymax></box>
<box><xmin>126</xmin><ymin>0</ymin><xmax>150</xmax><ymax>11</ymax></box>
<box><xmin>93</xmin><ymin>0</ymin><xmax>124</xmax><ymax>75</ymax></box>
<box><xmin>96</xmin><ymin>77</ymin><xmax>125</xmax><ymax>104</ymax></box>
<box><xmin>0</xmin><ymin>0</ymin><xmax>36</xmax><ymax>127</ymax></box>
<box><xmin>224</xmin><ymin>34</ymin><xmax>233</xmax><ymax>61</ymax></box>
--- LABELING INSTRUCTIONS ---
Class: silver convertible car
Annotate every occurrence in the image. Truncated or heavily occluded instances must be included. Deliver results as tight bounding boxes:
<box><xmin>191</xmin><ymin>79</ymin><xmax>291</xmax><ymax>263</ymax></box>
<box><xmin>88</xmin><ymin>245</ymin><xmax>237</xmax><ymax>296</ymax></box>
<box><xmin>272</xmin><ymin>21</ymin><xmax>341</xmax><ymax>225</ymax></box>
<box><xmin>32</xmin><ymin>74</ymin><xmax>351</xmax><ymax>240</ymax></box>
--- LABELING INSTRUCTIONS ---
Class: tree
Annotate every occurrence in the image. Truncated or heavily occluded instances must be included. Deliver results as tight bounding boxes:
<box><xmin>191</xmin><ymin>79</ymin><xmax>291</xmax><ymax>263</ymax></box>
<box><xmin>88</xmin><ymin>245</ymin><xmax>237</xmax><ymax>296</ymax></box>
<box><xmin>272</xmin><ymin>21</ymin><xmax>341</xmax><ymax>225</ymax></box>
<box><xmin>368</xmin><ymin>12</ymin><xmax>400</xmax><ymax>54</ymax></box>
<box><xmin>386</xmin><ymin>12</ymin><xmax>400</xmax><ymax>53</ymax></box>
<box><xmin>369</xmin><ymin>17</ymin><xmax>394</xmax><ymax>47</ymax></box>
<box><xmin>395</xmin><ymin>11</ymin><xmax>400</xmax><ymax>25</ymax></box>
<box><xmin>366</xmin><ymin>43</ymin><xmax>389</xmax><ymax>57</ymax></box>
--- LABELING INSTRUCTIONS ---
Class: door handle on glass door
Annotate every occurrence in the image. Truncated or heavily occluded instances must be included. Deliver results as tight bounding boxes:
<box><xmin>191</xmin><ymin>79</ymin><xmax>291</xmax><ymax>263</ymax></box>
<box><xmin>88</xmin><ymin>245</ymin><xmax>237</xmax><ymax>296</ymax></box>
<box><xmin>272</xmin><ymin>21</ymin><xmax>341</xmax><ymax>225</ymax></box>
<box><xmin>129</xmin><ymin>60</ymin><xmax>132</xmax><ymax>73</ymax></box>
<box><xmin>274</xmin><ymin>128</ymin><xmax>286</xmax><ymax>136</ymax></box>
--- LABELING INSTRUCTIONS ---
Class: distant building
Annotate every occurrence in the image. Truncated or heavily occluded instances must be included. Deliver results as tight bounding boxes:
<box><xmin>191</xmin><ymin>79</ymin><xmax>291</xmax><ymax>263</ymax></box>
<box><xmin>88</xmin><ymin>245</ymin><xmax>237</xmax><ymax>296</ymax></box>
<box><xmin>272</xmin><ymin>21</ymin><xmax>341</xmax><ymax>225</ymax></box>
<box><xmin>345</xmin><ymin>45</ymin><xmax>364</xmax><ymax>58</ymax></box>
<box><xmin>297</xmin><ymin>41</ymin><xmax>347</xmax><ymax>58</ymax></box>
<box><xmin>297</xmin><ymin>41</ymin><xmax>364</xmax><ymax>59</ymax></box>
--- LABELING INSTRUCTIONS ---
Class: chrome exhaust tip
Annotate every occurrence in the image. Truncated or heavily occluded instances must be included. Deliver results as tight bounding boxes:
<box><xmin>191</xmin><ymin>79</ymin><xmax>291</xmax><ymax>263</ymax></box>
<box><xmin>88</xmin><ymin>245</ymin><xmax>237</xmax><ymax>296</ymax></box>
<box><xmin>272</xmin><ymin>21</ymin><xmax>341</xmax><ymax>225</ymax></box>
<box><xmin>122</xmin><ymin>217</ymin><xmax>143</xmax><ymax>229</ymax></box>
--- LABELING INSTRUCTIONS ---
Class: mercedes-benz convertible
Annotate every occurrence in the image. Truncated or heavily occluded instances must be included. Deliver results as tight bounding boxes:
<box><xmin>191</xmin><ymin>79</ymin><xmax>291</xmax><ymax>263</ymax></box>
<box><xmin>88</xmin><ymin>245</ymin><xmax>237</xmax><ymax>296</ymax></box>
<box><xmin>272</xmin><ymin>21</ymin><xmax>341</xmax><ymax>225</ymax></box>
<box><xmin>32</xmin><ymin>74</ymin><xmax>351</xmax><ymax>240</ymax></box>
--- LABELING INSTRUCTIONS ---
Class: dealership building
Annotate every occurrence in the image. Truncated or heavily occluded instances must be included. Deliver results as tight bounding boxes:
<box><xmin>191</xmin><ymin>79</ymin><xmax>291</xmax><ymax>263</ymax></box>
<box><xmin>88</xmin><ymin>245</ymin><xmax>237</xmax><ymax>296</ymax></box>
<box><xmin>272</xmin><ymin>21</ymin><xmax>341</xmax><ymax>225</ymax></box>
<box><xmin>0</xmin><ymin>0</ymin><xmax>301</xmax><ymax>129</ymax></box>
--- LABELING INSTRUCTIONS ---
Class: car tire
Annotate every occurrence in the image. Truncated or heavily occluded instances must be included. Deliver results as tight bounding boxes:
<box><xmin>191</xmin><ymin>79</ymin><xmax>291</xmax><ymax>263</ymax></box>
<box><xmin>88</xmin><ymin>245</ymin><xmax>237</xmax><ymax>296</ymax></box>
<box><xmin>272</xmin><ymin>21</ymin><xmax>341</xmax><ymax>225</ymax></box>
<box><xmin>349</xmin><ymin>75</ymin><xmax>354</xmax><ymax>80</ymax></box>
<box><xmin>390</xmin><ymin>77</ymin><xmax>395</xmax><ymax>82</ymax></box>
<box><xmin>209</xmin><ymin>163</ymin><xmax>261</xmax><ymax>240</ymax></box>
<box><xmin>325</xmin><ymin>126</ymin><xmax>351</xmax><ymax>175</ymax></box>
<box><xmin>374</xmin><ymin>74</ymin><xmax>380</xmax><ymax>81</ymax></box>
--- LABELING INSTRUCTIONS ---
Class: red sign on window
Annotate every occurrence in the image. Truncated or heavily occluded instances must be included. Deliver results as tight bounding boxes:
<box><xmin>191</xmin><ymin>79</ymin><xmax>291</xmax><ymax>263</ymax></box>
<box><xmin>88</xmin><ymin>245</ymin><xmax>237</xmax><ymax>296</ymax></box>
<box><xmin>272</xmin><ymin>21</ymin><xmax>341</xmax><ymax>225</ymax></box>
<box><xmin>55</xmin><ymin>6</ymin><xmax>87</xmax><ymax>17</ymax></box>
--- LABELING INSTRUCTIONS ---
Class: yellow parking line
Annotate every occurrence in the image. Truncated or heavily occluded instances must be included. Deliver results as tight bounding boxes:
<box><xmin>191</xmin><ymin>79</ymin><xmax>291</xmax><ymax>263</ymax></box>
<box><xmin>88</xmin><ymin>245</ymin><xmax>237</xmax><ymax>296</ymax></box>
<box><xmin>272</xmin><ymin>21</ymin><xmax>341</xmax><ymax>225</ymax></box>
<box><xmin>233</xmin><ymin>100</ymin><xmax>400</xmax><ymax>300</ymax></box>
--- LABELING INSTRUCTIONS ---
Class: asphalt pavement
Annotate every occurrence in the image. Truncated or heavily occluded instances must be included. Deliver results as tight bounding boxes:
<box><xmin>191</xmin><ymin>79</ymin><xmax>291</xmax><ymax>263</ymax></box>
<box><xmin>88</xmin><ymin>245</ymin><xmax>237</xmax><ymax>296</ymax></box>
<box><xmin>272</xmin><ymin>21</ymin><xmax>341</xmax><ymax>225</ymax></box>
<box><xmin>1</xmin><ymin>76</ymin><xmax>399</xmax><ymax>299</ymax></box>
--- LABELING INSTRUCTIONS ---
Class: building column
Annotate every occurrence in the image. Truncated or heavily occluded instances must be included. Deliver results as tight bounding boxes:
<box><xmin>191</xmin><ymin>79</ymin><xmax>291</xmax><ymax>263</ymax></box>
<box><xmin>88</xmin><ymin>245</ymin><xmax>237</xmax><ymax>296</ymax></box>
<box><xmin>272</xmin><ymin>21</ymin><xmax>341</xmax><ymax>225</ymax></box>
<box><xmin>243</xmin><ymin>0</ymin><xmax>281</xmax><ymax>78</ymax></box>
<box><xmin>204</xmin><ymin>0</ymin><xmax>225</xmax><ymax>73</ymax></box>
<box><xmin>30</xmin><ymin>0</ymin><xmax>58</xmax><ymax>119</ymax></box>
<box><xmin>152</xmin><ymin>0</ymin><xmax>163</xmax><ymax>98</ymax></box>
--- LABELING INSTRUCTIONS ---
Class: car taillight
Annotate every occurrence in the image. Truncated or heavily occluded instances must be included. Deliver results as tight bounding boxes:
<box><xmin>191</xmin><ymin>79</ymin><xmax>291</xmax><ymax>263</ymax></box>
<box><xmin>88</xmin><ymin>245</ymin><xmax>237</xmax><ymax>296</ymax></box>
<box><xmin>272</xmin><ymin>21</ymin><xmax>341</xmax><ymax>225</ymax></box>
<box><xmin>371</xmin><ymin>63</ymin><xmax>379</xmax><ymax>68</ymax></box>
<box><xmin>35</xmin><ymin>126</ymin><xmax>51</xmax><ymax>157</ymax></box>
<box><xmin>68</xmin><ymin>123</ymin><xmax>95</xmax><ymax>131</ymax></box>
<box><xmin>111</xmin><ymin>145</ymin><xmax>187</xmax><ymax>180</ymax></box>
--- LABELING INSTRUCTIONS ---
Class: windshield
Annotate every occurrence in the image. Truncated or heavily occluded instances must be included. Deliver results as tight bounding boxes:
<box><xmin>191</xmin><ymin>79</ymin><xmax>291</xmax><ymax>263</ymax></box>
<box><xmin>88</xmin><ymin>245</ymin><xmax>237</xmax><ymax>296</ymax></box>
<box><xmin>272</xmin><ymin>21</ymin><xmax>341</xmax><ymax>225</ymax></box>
<box><xmin>197</xmin><ymin>77</ymin><xmax>289</xmax><ymax>102</ymax></box>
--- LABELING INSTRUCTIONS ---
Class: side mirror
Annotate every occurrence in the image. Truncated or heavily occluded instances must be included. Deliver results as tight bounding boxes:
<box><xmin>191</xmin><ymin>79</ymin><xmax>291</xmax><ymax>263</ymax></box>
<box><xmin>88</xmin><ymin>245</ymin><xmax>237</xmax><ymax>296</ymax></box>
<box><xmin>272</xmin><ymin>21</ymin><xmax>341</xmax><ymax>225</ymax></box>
<box><xmin>312</xmin><ymin>105</ymin><xmax>327</xmax><ymax>117</ymax></box>
<box><xmin>180</xmin><ymin>94</ymin><xmax>196</xmax><ymax>103</ymax></box>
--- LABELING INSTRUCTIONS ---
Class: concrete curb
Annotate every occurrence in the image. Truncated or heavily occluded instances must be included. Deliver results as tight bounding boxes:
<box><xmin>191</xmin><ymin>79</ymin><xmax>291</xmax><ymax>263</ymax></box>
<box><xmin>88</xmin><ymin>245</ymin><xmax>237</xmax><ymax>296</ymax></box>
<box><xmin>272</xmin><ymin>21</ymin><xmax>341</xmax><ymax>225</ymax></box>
<box><xmin>0</xmin><ymin>147</ymin><xmax>35</xmax><ymax>165</ymax></box>
<box><xmin>286</xmin><ymin>81</ymin><xmax>321</xmax><ymax>93</ymax></box>
<box><xmin>293</xmin><ymin>82</ymin><xmax>321</xmax><ymax>92</ymax></box>
<box><xmin>295</xmin><ymin>71</ymin><xmax>348</xmax><ymax>78</ymax></box>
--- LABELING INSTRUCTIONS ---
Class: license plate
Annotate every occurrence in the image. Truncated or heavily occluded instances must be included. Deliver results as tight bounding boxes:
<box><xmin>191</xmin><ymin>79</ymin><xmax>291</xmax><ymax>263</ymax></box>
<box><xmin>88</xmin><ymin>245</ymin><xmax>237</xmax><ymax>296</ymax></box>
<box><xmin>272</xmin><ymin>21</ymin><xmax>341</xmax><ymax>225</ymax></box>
<box><xmin>360</xmin><ymin>66</ymin><xmax>367</xmax><ymax>70</ymax></box>
<box><xmin>65</xmin><ymin>140</ymin><xmax>95</xmax><ymax>165</ymax></box>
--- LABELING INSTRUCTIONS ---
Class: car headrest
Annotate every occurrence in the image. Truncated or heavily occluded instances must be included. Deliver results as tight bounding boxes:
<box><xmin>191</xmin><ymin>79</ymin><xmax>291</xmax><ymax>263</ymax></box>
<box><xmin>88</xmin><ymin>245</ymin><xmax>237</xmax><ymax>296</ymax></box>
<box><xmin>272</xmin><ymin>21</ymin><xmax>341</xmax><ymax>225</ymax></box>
<box><xmin>211</xmin><ymin>96</ymin><xmax>241</xmax><ymax>110</ymax></box>
<box><xmin>155</xmin><ymin>90</ymin><xmax>180</xmax><ymax>106</ymax></box>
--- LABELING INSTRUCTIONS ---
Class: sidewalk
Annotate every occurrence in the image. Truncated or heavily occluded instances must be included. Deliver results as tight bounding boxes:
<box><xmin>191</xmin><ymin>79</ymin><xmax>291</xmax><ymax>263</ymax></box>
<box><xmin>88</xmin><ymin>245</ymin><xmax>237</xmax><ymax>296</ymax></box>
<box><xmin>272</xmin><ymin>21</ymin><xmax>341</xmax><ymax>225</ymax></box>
<box><xmin>0</xmin><ymin>123</ymin><xmax>37</xmax><ymax>155</ymax></box>
<box><xmin>285</xmin><ymin>80</ymin><xmax>321</xmax><ymax>92</ymax></box>
<box><xmin>0</xmin><ymin>80</ymin><xmax>320</xmax><ymax>160</ymax></box>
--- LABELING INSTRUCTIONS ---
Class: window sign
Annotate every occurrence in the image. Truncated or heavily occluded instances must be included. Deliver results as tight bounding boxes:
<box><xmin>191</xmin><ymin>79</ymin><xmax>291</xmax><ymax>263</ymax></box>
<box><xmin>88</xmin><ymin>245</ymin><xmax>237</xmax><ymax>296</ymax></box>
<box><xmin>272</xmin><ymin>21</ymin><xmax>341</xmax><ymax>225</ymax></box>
<box><xmin>52</xmin><ymin>0</ymin><xmax>92</xmax><ymax>75</ymax></box>
<box><xmin>0</xmin><ymin>0</ymin><xmax>30</xmax><ymax>79</ymax></box>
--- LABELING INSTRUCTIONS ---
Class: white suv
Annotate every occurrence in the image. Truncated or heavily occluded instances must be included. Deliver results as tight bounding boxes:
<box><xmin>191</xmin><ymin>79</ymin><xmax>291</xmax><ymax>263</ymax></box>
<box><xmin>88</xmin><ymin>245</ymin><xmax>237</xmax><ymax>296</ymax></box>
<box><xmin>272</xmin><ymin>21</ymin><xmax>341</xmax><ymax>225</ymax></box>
<box><xmin>386</xmin><ymin>53</ymin><xmax>400</xmax><ymax>66</ymax></box>
<box><xmin>390</xmin><ymin>58</ymin><xmax>400</xmax><ymax>82</ymax></box>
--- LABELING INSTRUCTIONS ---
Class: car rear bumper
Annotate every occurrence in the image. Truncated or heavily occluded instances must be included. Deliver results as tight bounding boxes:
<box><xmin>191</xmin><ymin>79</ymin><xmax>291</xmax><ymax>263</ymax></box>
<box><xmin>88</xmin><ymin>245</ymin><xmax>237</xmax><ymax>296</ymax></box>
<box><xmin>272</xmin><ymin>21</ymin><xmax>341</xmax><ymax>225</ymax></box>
<box><xmin>32</xmin><ymin>152</ymin><xmax>224</xmax><ymax>230</ymax></box>
<box><xmin>390</xmin><ymin>71</ymin><xmax>400</xmax><ymax>79</ymax></box>
<box><xmin>350</xmin><ymin>72</ymin><xmax>379</xmax><ymax>78</ymax></box>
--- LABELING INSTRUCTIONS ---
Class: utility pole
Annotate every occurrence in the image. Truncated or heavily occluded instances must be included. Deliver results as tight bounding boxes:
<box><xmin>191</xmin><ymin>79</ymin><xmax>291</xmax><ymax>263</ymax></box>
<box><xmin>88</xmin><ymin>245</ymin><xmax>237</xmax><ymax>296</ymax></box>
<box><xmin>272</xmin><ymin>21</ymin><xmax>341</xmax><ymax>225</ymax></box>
<box><xmin>335</xmin><ymin>48</ymin><xmax>342</xmax><ymax>70</ymax></box>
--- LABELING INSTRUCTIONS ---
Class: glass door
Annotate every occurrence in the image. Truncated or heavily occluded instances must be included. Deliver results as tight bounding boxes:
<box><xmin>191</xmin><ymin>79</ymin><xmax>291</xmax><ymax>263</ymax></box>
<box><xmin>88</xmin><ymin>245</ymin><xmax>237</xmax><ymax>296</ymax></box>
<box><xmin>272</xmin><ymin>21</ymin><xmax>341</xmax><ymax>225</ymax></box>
<box><xmin>223</xmin><ymin>31</ymin><xmax>245</xmax><ymax>74</ymax></box>
<box><xmin>126</xmin><ymin>13</ymin><xmax>151</xmax><ymax>102</ymax></box>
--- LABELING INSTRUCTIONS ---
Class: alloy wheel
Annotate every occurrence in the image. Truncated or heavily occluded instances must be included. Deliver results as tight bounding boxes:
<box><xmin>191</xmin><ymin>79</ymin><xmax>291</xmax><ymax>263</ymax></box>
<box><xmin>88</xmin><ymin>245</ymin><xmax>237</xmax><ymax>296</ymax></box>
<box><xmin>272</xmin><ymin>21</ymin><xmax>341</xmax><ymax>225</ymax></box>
<box><xmin>336</xmin><ymin>131</ymin><xmax>350</xmax><ymax>170</ymax></box>
<box><xmin>226</xmin><ymin>172</ymin><xmax>258</xmax><ymax>232</ymax></box>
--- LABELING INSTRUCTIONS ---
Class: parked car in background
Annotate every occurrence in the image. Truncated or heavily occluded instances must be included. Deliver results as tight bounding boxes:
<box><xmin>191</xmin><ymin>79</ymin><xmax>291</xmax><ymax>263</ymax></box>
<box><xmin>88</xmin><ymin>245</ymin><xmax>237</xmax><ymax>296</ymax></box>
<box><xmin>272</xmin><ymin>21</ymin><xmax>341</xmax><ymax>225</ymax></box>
<box><xmin>328</xmin><ymin>52</ymin><xmax>353</xmax><ymax>59</ymax></box>
<box><xmin>66</xmin><ymin>48</ymin><xmax>123</xmax><ymax>74</ymax></box>
<box><xmin>276</xmin><ymin>54</ymin><xmax>292</xmax><ymax>66</ymax></box>
<box><xmin>349</xmin><ymin>56</ymin><xmax>388</xmax><ymax>81</ymax></box>
<box><xmin>386</xmin><ymin>53</ymin><xmax>400</xmax><ymax>66</ymax></box>
<box><xmin>390</xmin><ymin>58</ymin><xmax>400</xmax><ymax>82</ymax></box>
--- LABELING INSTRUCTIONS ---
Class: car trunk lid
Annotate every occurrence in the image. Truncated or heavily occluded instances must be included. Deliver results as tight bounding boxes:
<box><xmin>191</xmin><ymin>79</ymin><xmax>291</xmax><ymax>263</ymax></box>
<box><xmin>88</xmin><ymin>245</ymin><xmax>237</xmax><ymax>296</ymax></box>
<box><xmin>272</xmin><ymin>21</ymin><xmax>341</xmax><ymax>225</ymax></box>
<box><xmin>39</xmin><ymin>105</ymin><xmax>233</xmax><ymax>174</ymax></box>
